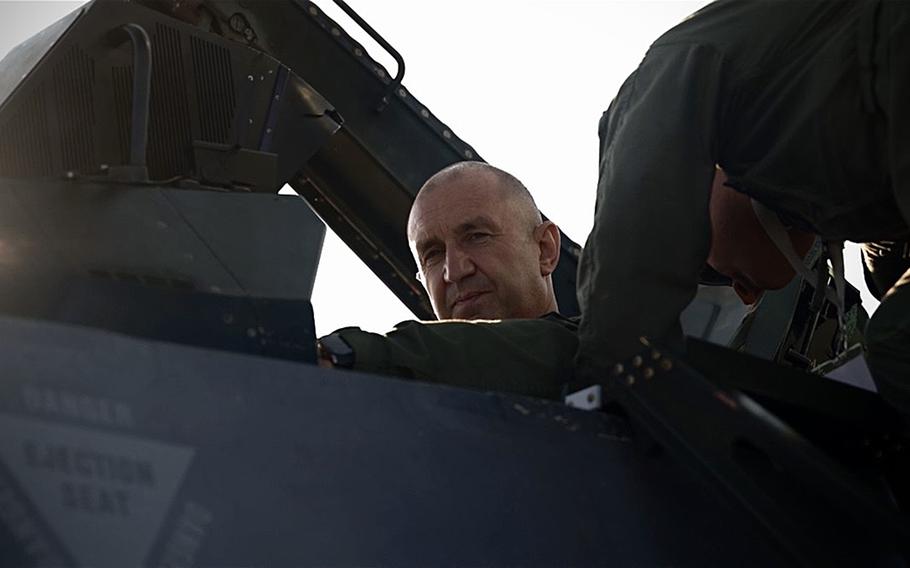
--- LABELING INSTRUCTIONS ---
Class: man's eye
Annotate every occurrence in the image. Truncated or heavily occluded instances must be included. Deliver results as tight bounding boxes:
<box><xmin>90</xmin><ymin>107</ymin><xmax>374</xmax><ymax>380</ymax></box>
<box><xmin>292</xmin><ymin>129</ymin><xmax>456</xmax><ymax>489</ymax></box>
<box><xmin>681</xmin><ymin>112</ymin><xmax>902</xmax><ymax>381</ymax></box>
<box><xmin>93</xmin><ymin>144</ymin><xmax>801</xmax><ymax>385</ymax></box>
<box><xmin>467</xmin><ymin>232</ymin><xmax>491</xmax><ymax>243</ymax></box>
<box><xmin>422</xmin><ymin>249</ymin><xmax>442</xmax><ymax>266</ymax></box>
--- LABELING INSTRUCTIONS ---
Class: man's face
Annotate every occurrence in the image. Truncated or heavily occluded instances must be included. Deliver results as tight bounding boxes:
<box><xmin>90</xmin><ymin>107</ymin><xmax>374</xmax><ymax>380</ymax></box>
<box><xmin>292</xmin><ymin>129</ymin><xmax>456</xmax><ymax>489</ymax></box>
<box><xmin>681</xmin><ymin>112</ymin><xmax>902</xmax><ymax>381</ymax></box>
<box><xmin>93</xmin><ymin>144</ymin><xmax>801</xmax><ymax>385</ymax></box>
<box><xmin>407</xmin><ymin>175</ymin><xmax>553</xmax><ymax>320</ymax></box>
<box><xmin>707</xmin><ymin>171</ymin><xmax>815</xmax><ymax>304</ymax></box>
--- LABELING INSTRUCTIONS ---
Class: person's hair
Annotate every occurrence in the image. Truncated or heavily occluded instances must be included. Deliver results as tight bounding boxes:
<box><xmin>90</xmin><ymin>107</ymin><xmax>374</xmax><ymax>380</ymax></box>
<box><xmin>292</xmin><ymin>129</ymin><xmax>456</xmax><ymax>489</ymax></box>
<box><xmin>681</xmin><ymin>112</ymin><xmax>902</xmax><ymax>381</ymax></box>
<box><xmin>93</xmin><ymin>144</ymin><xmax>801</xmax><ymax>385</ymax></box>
<box><xmin>418</xmin><ymin>161</ymin><xmax>543</xmax><ymax>230</ymax></box>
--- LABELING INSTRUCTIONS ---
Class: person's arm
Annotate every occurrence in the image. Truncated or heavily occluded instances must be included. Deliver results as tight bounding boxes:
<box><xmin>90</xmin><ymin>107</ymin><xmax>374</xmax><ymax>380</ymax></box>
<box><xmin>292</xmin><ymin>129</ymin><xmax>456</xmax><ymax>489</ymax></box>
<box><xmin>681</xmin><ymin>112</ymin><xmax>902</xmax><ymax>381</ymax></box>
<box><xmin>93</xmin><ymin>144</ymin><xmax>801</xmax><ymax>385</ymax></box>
<box><xmin>318</xmin><ymin>318</ymin><xmax>577</xmax><ymax>400</ymax></box>
<box><xmin>577</xmin><ymin>43</ymin><xmax>725</xmax><ymax>373</ymax></box>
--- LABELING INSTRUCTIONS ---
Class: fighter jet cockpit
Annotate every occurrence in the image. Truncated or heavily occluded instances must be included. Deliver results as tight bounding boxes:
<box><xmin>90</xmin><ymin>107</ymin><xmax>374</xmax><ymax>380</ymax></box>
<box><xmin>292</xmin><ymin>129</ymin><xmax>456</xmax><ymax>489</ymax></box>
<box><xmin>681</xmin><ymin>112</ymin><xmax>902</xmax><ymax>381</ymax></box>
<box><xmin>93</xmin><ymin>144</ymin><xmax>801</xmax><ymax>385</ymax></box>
<box><xmin>0</xmin><ymin>1</ymin><xmax>906</xmax><ymax>565</ymax></box>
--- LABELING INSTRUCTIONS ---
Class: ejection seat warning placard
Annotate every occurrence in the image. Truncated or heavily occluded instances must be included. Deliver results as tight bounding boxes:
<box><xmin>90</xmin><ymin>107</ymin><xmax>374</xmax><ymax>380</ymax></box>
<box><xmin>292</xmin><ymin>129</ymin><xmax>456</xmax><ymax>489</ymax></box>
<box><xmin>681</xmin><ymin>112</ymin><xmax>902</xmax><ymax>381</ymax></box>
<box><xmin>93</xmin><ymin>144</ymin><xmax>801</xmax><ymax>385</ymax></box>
<box><xmin>0</xmin><ymin>413</ymin><xmax>194</xmax><ymax>567</ymax></box>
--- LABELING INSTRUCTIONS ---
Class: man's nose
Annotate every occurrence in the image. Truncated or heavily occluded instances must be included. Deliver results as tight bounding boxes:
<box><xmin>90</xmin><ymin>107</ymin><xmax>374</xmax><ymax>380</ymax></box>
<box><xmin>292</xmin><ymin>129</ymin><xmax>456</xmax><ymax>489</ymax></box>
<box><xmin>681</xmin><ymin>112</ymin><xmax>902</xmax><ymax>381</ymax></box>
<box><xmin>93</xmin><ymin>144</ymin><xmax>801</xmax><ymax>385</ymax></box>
<box><xmin>443</xmin><ymin>247</ymin><xmax>475</xmax><ymax>283</ymax></box>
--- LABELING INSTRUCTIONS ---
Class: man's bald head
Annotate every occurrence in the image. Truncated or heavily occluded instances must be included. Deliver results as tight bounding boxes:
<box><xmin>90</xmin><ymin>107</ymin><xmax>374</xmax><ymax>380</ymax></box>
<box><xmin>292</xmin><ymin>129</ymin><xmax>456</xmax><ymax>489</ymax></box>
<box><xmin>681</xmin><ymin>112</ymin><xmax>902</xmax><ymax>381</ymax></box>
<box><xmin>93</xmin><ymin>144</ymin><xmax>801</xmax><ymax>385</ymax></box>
<box><xmin>407</xmin><ymin>161</ymin><xmax>560</xmax><ymax>320</ymax></box>
<box><xmin>414</xmin><ymin>162</ymin><xmax>543</xmax><ymax>233</ymax></box>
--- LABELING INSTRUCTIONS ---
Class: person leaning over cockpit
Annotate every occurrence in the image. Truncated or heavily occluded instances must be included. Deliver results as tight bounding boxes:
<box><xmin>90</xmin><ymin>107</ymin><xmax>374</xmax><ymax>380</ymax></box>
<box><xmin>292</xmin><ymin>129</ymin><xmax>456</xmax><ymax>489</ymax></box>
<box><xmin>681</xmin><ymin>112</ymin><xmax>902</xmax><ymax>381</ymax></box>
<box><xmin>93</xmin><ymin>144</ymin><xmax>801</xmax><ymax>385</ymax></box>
<box><xmin>575</xmin><ymin>0</ymin><xmax>910</xmax><ymax>413</ymax></box>
<box><xmin>316</xmin><ymin>162</ymin><xmax>578</xmax><ymax>400</ymax></box>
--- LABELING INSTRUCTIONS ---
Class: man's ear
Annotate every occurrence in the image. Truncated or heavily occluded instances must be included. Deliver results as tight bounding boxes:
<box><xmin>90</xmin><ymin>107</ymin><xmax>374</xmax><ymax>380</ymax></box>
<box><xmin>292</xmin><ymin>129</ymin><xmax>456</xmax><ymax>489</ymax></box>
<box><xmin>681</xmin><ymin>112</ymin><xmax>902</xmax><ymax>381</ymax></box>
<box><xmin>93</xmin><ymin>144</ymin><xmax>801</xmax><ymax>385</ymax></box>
<box><xmin>536</xmin><ymin>221</ymin><xmax>561</xmax><ymax>276</ymax></box>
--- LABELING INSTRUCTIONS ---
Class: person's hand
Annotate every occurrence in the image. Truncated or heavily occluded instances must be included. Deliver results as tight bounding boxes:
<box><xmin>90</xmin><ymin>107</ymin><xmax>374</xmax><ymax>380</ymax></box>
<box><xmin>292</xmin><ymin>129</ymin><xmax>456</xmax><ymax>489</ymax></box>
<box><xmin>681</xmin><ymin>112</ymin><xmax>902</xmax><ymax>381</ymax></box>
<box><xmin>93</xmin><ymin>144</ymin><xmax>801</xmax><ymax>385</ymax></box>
<box><xmin>316</xmin><ymin>341</ymin><xmax>335</xmax><ymax>368</ymax></box>
<box><xmin>316</xmin><ymin>334</ymin><xmax>355</xmax><ymax>368</ymax></box>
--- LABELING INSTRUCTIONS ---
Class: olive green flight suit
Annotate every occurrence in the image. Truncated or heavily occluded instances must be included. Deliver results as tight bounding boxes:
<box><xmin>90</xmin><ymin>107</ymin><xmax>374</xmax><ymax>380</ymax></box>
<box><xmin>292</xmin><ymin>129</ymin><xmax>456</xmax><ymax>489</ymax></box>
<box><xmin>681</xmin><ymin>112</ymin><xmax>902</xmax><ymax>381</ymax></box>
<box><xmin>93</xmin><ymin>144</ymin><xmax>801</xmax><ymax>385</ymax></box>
<box><xmin>577</xmin><ymin>0</ymin><xmax>910</xmax><ymax>412</ymax></box>
<box><xmin>326</xmin><ymin>314</ymin><xmax>577</xmax><ymax>401</ymax></box>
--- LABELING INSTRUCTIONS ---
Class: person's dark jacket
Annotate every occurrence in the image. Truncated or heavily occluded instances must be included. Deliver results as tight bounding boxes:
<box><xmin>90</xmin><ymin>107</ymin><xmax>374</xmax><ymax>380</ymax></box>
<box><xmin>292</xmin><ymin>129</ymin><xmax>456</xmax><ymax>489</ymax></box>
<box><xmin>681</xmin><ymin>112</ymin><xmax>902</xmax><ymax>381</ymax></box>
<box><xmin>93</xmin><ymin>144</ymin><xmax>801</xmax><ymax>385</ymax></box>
<box><xmin>326</xmin><ymin>314</ymin><xmax>577</xmax><ymax>400</ymax></box>
<box><xmin>577</xmin><ymin>0</ymin><xmax>910</xmax><ymax>373</ymax></box>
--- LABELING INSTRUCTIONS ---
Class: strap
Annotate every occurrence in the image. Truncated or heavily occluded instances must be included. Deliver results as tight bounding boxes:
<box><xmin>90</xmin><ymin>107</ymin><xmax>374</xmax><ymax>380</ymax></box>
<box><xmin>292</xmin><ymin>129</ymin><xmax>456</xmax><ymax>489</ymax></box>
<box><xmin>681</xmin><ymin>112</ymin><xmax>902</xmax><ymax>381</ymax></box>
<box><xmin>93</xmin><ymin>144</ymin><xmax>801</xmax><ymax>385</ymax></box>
<box><xmin>751</xmin><ymin>199</ymin><xmax>847</xmax><ymax>350</ymax></box>
<box><xmin>827</xmin><ymin>240</ymin><xmax>849</xmax><ymax>351</ymax></box>
<box><xmin>751</xmin><ymin>199</ymin><xmax>818</xmax><ymax>283</ymax></box>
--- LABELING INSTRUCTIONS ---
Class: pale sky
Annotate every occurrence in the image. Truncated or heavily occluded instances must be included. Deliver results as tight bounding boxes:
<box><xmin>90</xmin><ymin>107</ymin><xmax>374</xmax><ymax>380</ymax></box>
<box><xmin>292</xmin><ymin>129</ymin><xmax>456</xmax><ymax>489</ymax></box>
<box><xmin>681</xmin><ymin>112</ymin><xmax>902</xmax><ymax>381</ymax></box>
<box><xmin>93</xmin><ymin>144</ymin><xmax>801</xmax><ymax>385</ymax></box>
<box><xmin>0</xmin><ymin>0</ymin><xmax>879</xmax><ymax>338</ymax></box>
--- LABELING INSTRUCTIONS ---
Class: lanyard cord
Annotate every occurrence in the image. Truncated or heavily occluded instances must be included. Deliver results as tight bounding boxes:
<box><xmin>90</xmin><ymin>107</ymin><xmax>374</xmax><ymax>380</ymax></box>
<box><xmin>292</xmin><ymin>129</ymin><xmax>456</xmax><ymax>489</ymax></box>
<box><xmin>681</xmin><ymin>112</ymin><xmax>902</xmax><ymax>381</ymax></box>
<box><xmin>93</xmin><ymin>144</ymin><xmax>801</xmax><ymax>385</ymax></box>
<box><xmin>750</xmin><ymin>199</ymin><xmax>848</xmax><ymax>352</ymax></box>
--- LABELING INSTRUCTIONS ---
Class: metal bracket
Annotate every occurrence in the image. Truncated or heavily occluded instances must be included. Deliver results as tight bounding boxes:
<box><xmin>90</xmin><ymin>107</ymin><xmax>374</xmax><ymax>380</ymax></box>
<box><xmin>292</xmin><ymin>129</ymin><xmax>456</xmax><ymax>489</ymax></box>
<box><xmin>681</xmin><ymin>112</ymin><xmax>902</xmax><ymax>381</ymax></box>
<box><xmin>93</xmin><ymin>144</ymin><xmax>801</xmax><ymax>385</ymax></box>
<box><xmin>564</xmin><ymin>384</ymin><xmax>603</xmax><ymax>411</ymax></box>
<box><xmin>330</xmin><ymin>0</ymin><xmax>405</xmax><ymax>113</ymax></box>
<box><xmin>121</xmin><ymin>23</ymin><xmax>152</xmax><ymax>169</ymax></box>
<box><xmin>106</xmin><ymin>23</ymin><xmax>152</xmax><ymax>181</ymax></box>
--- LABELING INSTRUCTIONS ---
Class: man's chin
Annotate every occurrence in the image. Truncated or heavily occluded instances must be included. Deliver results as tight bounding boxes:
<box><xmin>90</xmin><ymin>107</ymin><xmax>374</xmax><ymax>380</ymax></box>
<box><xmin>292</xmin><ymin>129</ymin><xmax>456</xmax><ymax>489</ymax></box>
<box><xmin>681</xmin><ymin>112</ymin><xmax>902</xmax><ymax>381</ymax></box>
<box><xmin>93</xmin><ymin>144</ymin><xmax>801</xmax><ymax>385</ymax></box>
<box><xmin>451</xmin><ymin>295</ymin><xmax>500</xmax><ymax>320</ymax></box>
<box><xmin>732</xmin><ymin>282</ymin><xmax>763</xmax><ymax>305</ymax></box>
<box><xmin>748</xmin><ymin>270</ymin><xmax>798</xmax><ymax>294</ymax></box>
